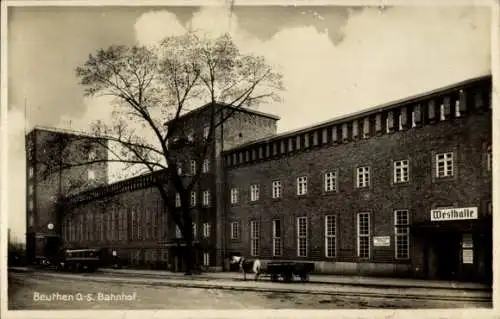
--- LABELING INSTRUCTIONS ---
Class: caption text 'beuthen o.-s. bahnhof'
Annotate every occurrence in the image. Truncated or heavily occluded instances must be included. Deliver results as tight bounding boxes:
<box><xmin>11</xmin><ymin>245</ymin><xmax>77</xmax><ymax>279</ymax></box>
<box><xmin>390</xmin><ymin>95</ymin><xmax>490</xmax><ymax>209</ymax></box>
<box><xmin>25</xmin><ymin>75</ymin><xmax>492</xmax><ymax>283</ymax></box>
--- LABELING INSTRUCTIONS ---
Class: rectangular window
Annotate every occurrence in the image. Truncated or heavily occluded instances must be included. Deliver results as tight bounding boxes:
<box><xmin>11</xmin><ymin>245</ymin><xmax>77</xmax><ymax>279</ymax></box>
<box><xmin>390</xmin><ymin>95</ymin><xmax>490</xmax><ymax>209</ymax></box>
<box><xmin>325</xmin><ymin>215</ymin><xmax>336</xmax><ymax>258</ymax></box>
<box><xmin>272</xmin><ymin>180</ymin><xmax>282</xmax><ymax>199</ymax></box>
<box><xmin>436</xmin><ymin>152</ymin><xmax>454</xmax><ymax>178</ymax></box>
<box><xmin>297</xmin><ymin>176</ymin><xmax>307</xmax><ymax>195</ymax></box>
<box><xmin>250</xmin><ymin>184</ymin><xmax>260</xmax><ymax>201</ymax></box>
<box><xmin>357</xmin><ymin>213</ymin><xmax>370</xmax><ymax>258</ymax></box>
<box><xmin>203</xmin><ymin>252</ymin><xmax>210</xmax><ymax>266</ymax></box>
<box><xmin>393</xmin><ymin>160</ymin><xmax>410</xmax><ymax>183</ymax></box>
<box><xmin>203</xmin><ymin>222</ymin><xmax>211</xmax><ymax>238</ymax></box>
<box><xmin>202</xmin><ymin>159</ymin><xmax>210</xmax><ymax>173</ymax></box>
<box><xmin>411</xmin><ymin>110</ymin><xmax>417</xmax><ymax>128</ymax></box>
<box><xmin>29</xmin><ymin>166</ymin><xmax>34</xmax><ymax>178</ymax></box>
<box><xmin>455</xmin><ymin>100</ymin><xmax>461</xmax><ymax>118</ymax></box>
<box><xmin>230</xmin><ymin>221</ymin><xmax>239</xmax><ymax>239</ymax></box>
<box><xmin>297</xmin><ymin>217</ymin><xmax>308</xmax><ymax>257</ymax></box>
<box><xmin>203</xmin><ymin>126</ymin><xmax>210</xmax><ymax>138</ymax></box>
<box><xmin>272</xmin><ymin>219</ymin><xmax>282</xmax><ymax>256</ymax></box>
<box><xmin>250</xmin><ymin>220</ymin><xmax>260</xmax><ymax>257</ymax></box>
<box><xmin>28</xmin><ymin>185</ymin><xmax>33</xmax><ymax>196</ymax></box>
<box><xmin>230</xmin><ymin>188</ymin><xmax>239</xmax><ymax>204</ymax></box>
<box><xmin>190</xmin><ymin>191</ymin><xmax>197</xmax><ymax>207</ymax></box>
<box><xmin>462</xmin><ymin>233</ymin><xmax>473</xmax><ymax>264</ymax></box>
<box><xmin>394</xmin><ymin>210</ymin><xmax>410</xmax><ymax>260</ymax></box>
<box><xmin>202</xmin><ymin>190</ymin><xmax>210</xmax><ymax>207</ymax></box>
<box><xmin>324</xmin><ymin>171</ymin><xmax>337</xmax><ymax>192</ymax></box>
<box><xmin>192</xmin><ymin>223</ymin><xmax>197</xmax><ymax>239</ymax></box>
<box><xmin>356</xmin><ymin>166</ymin><xmax>370</xmax><ymax>188</ymax></box>
<box><xmin>440</xmin><ymin>104</ymin><xmax>446</xmax><ymax>121</ymax></box>
<box><xmin>190</xmin><ymin>160</ymin><xmax>197</xmax><ymax>175</ymax></box>
<box><xmin>28</xmin><ymin>199</ymin><xmax>34</xmax><ymax>211</ymax></box>
<box><xmin>175</xmin><ymin>225</ymin><xmax>182</xmax><ymax>238</ymax></box>
<box><xmin>175</xmin><ymin>193</ymin><xmax>181</xmax><ymax>208</ymax></box>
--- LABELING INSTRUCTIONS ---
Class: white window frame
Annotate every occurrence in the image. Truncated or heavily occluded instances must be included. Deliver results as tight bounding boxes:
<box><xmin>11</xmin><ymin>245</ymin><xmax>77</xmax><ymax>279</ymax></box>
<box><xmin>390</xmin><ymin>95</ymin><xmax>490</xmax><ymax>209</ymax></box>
<box><xmin>436</xmin><ymin>152</ymin><xmax>454</xmax><ymax>178</ymax></box>
<box><xmin>202</xmin><ymin>159</ymin><xmax>210</xmax><ymax>173</ymax></box>
<box><xmin>230</xmin><ymin>221</ymin><xmax>239</xmax><ymax>239</ymax></box>
<box><xmin>203</xmin><ymin>252</ymin><xmax>210</xmax><ymax>266</ymax></box>
<box><xmin>250</xmin><ymin>184</ymin><xmax>260</xmax><ymax>201</ymax></box>
<box><xmin>175</xmin><ymin>225</ymin><xmax>182</xmax><ymax>238</ymax></box>
<box><xmin>440</xmin><ymin>103</ymin><xmax>446</xmax><ymax>121</ymax></box>
<box><xmin>324</xmin><ymin>171</ymin><xmax>337</xmax><ymax>192</ymax></box>
<box><xmin>192</xmin><ymin>222</ymin><xmax>197</xmax><ymax>239</ymax></box>
<box><xmin>356</xmin><ymin>166</ymin><xmax>370</xmax><ymax>188</ymax></box>
<box><xmin>272</xmin><ymin>180</ymin><xmax>281</xmax><ymax>199</ymax></box>
<box><xmin>203</xmin><ymin>222</ymin><xmax>211</xmax><ymax>238</ymax></box>
<box><xmin>190</xmin><ymin>191</ymin><xmax>197</xmax><ymax>207</ymax></box>
<box><xmin>175</xmin><ymin>193</ymin><xmax>181</xmax><ymax>208</ymax></box>
<box><xmin>357</xmin><ymin>212</ymin><xmax>370</xmax><ymax>258</ymax></box>
<box><xmin>325</xmin><ymin>215</ymin><xmax>336</xmax><ymax>258</ymax></box>
<box><xmin>272</xmin><ymin>219</ymin><xmax>282</xmax><ymax>256</ymax></box>
<box><xmin>88</xmin><ymin>170</ymin><xmax>96</xmax><ymax>181</ymax></box>
<box><xmin>398</xmin><ymin>113</ymin><xmax>403</xmax><ymax>130</ymax></box>
<box><xmin>394</xmin><ymin>210</ymin><xmax>410</xmax><ymax>260</ymax></box>
<box><xmin>250</xmin><ymin>220</ymin><xmax>260</xmax><ymax>257</ymax></box>
<box><xmin>230</xmin><ymin>188</ymin><xmax>239</xmax><ymax>204</ymax></box>
<box><xmin>202</xmin><ymin>190</ymin><xmax>210</xmax><ymax>207</ymax></box>
<box><xmin>393</xmin><ymin>160</ymin><xmax>410</xmax><ymax>184</ymax></box>
<box><xmin>190</xmin><ymin>160</ymin><xmax>197</xmax><ymax>175</ymax></box>
<box><xmin>296</xmin><ymin>216</ymin><xmax>308</xmax><ymax>257</ymax></box>
<box><xmin>296</xmin><ymin>176</ymin><xmax>308</xmax><ymax>196</ymax></box>
<box><xmin>411</xmin><ymin>109</ymin><xmax>417</xmax><ymax>128</ymax></box>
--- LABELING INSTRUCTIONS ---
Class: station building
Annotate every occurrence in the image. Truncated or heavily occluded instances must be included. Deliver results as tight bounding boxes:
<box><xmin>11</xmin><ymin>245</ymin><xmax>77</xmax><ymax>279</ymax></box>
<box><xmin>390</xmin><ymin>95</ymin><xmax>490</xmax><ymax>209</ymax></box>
<box><xmin>25</xmin><ymin>75</ymin><xmax>492</xmax><ymax>282</ymax></box>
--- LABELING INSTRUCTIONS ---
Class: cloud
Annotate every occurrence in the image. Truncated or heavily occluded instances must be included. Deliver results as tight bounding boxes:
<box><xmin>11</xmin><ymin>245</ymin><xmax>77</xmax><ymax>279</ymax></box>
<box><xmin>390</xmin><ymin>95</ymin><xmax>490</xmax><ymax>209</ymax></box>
<box><xmin>133</xmin><ymin>6</ymin><xmax>490</xmax><ymax>132</ymax></box>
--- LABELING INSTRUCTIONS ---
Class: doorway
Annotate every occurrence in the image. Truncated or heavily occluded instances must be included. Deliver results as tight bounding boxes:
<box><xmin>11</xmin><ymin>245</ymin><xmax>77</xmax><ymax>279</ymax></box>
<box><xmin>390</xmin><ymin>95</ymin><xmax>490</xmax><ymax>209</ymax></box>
<box><xmin>434</xmin><ymin>233</ymin><xmax>460</xmax><ymax>280</ymax></box>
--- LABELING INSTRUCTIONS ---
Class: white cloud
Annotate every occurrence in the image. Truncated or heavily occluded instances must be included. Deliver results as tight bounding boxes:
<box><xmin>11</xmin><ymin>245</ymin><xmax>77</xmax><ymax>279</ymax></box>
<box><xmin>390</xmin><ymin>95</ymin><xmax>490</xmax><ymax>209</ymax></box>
<box><xmin>133</xmin><ymin>6</ymin><xmax>490</xmax><ymax>132</ymax></box>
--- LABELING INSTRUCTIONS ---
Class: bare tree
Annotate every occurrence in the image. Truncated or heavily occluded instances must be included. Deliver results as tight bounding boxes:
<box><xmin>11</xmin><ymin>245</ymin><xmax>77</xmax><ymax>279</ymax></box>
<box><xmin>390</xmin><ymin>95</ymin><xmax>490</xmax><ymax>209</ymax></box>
<box><xmin>73</xmin><ymin>32</ymin><xmax>284</xmax><ymax>274</ymax></box>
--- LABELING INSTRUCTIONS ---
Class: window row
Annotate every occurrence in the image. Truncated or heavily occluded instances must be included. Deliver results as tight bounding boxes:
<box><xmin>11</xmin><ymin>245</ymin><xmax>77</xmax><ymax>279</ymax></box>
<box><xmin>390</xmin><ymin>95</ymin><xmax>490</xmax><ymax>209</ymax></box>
<box><xmin>175</xmin><ymin>222</ymin><xmax>211</xmax><ymax>239</ymax></box>
<box><xmin>229</xmin><ymin>150</ymin><xmax>492</xmax><ymax>203</ymax></box>
<box><xmin>184</xmin><ymin>159</ymin><xmax>211</xmax><ymax>176</ymax></box>
<box><xmin>175</xmin><ymin>190</ymin><xmax>212</xmax><ymax>208</ymax></box>
<box><xmin>230</xmin><ymin>210</ymin><xmax>410</xmax><ymax>260</ymax></box>
<box><xmin>225</xmin><ymin>89</ymin><xmax>490</xmax><ymax>167</ymax></box>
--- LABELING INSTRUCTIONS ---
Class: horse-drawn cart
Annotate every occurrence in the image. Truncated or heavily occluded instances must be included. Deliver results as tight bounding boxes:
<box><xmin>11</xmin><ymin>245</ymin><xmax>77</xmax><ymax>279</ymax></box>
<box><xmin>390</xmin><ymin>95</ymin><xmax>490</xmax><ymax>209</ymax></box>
<box><xmin>266</xmin><ymin>261</ymin><xmax>315</xmax><ymax>282</ymax></box>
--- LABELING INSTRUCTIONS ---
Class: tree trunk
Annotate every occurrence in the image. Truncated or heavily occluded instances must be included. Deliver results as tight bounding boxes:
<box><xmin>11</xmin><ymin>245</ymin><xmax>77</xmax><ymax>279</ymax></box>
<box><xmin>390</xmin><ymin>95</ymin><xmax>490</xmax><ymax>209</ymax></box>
<box><xmin>182</xmin><ymin>209</ymin><xmax>194</xmax><ymax>276</ymax></box>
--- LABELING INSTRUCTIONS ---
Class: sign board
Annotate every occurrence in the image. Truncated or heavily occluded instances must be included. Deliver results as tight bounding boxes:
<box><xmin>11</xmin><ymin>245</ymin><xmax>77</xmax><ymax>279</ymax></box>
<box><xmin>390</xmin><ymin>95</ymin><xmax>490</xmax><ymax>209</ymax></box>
<box><xmin>373</xmin><ymin>236</ymin><xmax>391</xmax><ymax>247</ymax></box>
<box><xmin>430</xmin><ymin>207</ymin><xmax>478</xmax><ymax>221</ymax></box>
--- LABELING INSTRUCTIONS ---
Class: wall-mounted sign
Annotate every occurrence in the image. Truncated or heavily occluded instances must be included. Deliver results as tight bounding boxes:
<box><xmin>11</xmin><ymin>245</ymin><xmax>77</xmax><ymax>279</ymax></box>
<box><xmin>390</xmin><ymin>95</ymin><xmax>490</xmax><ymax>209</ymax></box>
<box><xmin>373</xmin><ymin>236</ymin><xmax>391</xmax><ymax>247</ymax></box>
<box><xmin>430</xmin><ymin>207</ymin><xmax>478</xmax><ymax>221</ymax></box>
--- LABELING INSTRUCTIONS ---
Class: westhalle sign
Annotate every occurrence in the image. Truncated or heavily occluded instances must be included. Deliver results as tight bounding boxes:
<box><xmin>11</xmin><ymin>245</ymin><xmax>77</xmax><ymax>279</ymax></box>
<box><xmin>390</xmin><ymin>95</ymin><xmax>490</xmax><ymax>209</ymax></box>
<box><xmin>431</xmin><ymin>207</ymin><xmax>478</xmax><ymax>221</ymax></box>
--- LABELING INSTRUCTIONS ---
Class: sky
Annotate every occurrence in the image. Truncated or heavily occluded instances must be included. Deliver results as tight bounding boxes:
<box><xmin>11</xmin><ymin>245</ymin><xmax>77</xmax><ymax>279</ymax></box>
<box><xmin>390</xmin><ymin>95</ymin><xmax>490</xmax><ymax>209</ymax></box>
<box><xmin>6</xmin><ymin>4</ymin><xmax>492</xmax><ymax>241</ymax></box>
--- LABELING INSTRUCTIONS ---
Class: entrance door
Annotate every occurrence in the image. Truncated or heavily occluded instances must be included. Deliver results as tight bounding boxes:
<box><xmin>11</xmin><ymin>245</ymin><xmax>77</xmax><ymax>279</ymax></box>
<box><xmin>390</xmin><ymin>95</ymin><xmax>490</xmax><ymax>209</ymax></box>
<box><xmin>435</xmin><ymin>233</ymin><xmax>460</xmax><ymax>280</ymax></box>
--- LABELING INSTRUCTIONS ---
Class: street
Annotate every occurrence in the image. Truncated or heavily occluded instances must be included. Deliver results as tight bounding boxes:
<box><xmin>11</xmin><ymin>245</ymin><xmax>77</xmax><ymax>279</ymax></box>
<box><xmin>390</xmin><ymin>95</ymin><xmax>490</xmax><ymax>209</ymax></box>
<box><xmin>8</xmin><ymin>271</ymin><xmax>492</xmax><ymax>309</ymax></box>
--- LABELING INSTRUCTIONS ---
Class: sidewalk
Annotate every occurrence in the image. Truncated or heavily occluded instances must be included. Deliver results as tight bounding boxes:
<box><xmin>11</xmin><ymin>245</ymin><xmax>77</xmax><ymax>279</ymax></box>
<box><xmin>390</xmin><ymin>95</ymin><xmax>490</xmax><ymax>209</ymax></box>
<box><xmin>98</xmin><ymin>267</ymin><xmax>491</xmax><ymax>291</ymax></box>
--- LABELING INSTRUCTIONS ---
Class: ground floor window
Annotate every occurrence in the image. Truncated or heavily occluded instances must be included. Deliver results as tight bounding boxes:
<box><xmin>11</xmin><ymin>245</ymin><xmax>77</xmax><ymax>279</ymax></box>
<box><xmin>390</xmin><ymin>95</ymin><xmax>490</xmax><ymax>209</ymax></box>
<box><xmin>272</xmin><ymin>219</ymin><xmax>282</xmax><ymax>256</ymax></box>
<box><xmin>462</xmin><ymin>233</ymin><xmax>474</xmax><ymax>264</ymax></box>
<box><xmin>357</xmin><ymin>213</ymin><xmax>370</xmax><ymax>258</ymax></box>
<box><xmin>250</xmin><ymin>220</ymin><xmax>260</xmax><ymax>256</ymax></box>
<box><xmin>325</xmin><ymin>215</ymin><xmax>336</xmax><ymax>258</ymax></box>
<box><xmin>297</xmin><ymin>216</ymin><xmax>308</xmax><ymax>257</ymax></box>
<box><xmin>203</xmin><ymin>252</ymin><xmax>210</xmax><ymax>266</ymax></box>
<box><xmin>394</xmin><ymin>210</ymin><xmax>410</xmax><ymax>259</ymax></box>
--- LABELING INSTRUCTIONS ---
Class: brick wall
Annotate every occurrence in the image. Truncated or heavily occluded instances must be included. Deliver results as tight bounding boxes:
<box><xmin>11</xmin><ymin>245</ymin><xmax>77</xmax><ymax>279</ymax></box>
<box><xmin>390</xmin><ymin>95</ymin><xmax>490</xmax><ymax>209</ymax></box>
<box><xmin>224</xmin><ymin>109</ymin><xmax>491</xmax><ymax>265</ymax></box>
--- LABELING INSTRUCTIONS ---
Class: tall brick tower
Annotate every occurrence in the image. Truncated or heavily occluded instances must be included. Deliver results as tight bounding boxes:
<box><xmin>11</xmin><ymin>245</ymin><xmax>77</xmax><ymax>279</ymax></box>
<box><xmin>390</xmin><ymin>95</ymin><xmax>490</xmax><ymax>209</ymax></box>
<box><xmin>25</xmin><ymin>127</ymin><xmax>108</xmax><ymax>264</ymax></box>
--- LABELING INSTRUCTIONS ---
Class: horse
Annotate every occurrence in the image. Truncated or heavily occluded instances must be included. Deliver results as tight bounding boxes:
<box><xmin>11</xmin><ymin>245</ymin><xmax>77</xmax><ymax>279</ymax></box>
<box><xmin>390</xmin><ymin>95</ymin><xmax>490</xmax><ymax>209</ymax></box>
<box><xmin>230</xmin><ymin>256</ymin><xmax>262</xmax><ymax>281</ymax></box>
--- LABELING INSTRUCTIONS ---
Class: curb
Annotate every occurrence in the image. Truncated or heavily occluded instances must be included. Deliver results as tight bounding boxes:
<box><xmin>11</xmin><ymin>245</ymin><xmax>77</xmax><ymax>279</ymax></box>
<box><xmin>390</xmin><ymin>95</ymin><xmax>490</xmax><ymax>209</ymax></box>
<box><xmin>97</xmin><ymin>269</ymin><xmax>492</xmax><ymax>292</ymax></box>
<box><xmin>11</xmin><ymin>270</ymin><xmax>492</xmax><ymax>303</ymax></box>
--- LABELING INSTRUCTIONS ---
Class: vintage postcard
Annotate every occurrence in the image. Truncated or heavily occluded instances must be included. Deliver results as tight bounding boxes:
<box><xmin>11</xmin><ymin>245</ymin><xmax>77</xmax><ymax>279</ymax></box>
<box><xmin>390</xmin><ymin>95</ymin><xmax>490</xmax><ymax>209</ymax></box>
<box><xmin>2</xmin><ymin>0</ymin><xmax>499</xmax><ymax>318</ymax></box>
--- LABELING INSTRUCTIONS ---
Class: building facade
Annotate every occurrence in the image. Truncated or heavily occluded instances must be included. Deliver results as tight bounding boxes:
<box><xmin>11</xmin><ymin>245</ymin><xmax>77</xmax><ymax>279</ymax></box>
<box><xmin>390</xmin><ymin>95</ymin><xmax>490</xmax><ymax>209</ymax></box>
<box><xmin>26</xmin><ymin>75</ymin><xmax>492</xmax><ymax>282</ymax></box>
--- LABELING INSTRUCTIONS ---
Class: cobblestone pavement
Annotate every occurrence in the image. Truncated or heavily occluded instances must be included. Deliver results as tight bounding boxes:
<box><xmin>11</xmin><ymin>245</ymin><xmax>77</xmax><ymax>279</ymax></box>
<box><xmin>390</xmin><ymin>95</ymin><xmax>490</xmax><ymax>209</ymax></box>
<box><xmin>8</xmin><ymin>272</ymin><xmax>492</xmax><ymax>310</ymax></box>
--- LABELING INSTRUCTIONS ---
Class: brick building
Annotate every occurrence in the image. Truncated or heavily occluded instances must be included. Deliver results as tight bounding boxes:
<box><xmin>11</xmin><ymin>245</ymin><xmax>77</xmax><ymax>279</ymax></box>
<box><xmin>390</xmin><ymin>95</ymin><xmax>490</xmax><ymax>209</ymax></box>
<box><xmin>25</xmin><ymin>127</ymin><xmax>108</xmax><ymax>264</ymax></box>
<box><xmin>223</xmin><ymin>75</ymin><xmax>492</xmax><ymax>282</ymax></box>
<box><xmin>26</xmin><ymin>75</ymin><xmax>492</xmax><ymax>282</ymax></box>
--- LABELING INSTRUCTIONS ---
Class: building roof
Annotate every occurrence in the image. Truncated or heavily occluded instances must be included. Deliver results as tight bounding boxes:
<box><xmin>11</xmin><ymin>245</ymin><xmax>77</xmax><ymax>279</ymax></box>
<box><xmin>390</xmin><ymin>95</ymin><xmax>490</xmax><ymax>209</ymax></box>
<box><xmin>27</xmin><ymin>125</ymin><xmax>100</xmax><ymax>139</ymax></box>
<box><xmin>224</xmin><ymin>74</ymin><xmax>492</xmax><ymax>152</ymax></box>
<box><xmin>164</xmin><ymin>102</ymin><xmax>281</xmax><ymax>126</ymax></box>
